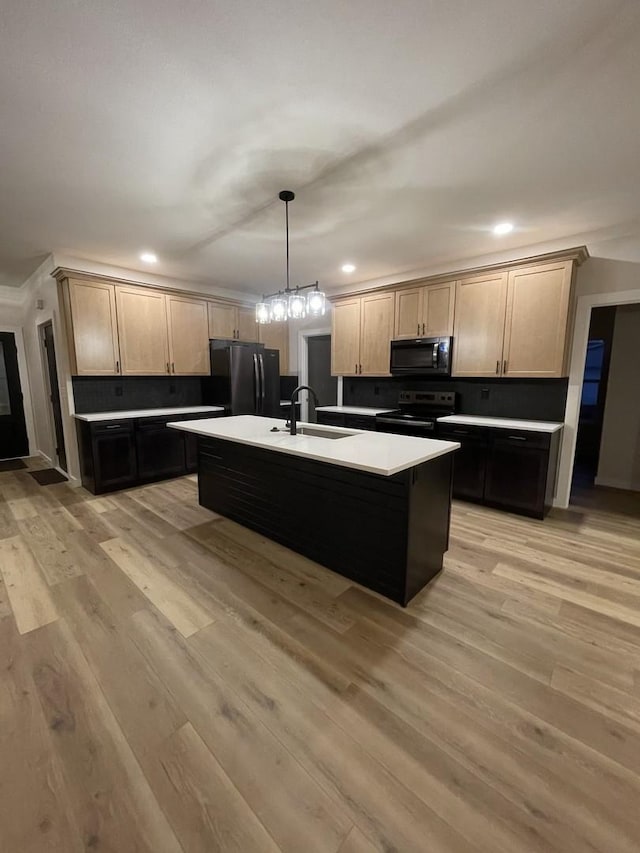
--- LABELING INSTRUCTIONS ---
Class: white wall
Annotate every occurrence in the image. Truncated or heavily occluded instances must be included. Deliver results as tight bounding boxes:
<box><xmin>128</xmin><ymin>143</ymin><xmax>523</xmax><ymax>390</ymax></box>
<box><xmin>595</xmin><ymin>305</ymin><xmax>640</xmax><ymax>491</ymax></box>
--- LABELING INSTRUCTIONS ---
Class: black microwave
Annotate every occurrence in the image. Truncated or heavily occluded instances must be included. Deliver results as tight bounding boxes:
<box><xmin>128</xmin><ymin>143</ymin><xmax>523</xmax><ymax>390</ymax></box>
<box><xmin>390</xmin><ymin>336</ymin><xmax>452</xmax><ymax>375</ymax></box>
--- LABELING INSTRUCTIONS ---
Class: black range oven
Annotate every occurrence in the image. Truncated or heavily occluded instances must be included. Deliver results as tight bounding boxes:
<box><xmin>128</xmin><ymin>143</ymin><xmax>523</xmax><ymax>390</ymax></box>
<box><xmin>375</xmin><ymin>391</ymin><xmax>457</xmax><ymax>437</ymax></box>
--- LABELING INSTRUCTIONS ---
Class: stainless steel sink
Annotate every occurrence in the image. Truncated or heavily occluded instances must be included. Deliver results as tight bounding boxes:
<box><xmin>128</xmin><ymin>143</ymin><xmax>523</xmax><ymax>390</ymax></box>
<box><xmin>296</xmin><ymin>426</ymin><xmax>354</xmax><ymax>440</ymax></box>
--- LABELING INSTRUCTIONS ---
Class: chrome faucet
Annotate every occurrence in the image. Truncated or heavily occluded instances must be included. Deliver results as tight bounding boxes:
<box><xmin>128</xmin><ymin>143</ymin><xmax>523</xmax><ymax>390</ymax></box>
<box><xmin>288</xmin><ymin>385</ymin><xmax>319</xmax><ymax>435</ymax></box>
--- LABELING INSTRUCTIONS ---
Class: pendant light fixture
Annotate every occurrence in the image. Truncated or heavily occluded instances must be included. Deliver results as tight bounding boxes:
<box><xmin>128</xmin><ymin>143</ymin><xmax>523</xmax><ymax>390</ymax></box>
<box><xmin>255</xmin><ymin>190</ymin><xmax>327</xmax><ymax>324</ymax></box>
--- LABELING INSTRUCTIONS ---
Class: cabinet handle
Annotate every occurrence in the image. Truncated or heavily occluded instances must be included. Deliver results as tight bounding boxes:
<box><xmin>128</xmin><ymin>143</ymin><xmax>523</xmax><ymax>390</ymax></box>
<box><xmin>115</xmin><ymin>360</ymin><xmax>120</xmax><ymax>373</ymax></box>
<box><xmin>507</xmin><ymin>435</ymin><xmax>527</xmax><ymax>441</ymax></box>
<box><xmin>496</xmin><ymin>360</ymin><xmax>499</xmax><ymax>374</ymax></box>
<box><xmin>166</xmin><ymin>362</ymin><xmax>170</xmax><ymax>374</ymax></box>
<box><xmin>359</xmin><ymin>364</ymin><xmax>362</xmax><ymax>374</ymax></box>
<box><xmin>171</xmin><ymin>362</ymin><xmax>175</xmax><ymax>373</ymax></box>
<box><xmin>417</xmin><ymin>323</ymin><xmax>420</xmax><ymax>335</ymax></box>
<box><xmin>503</xmin><ymin>359</ymin><xmax>508</xmax><ymax>374</ymax></box>
<box><xmin>422</xmin><ymin>323</ymin><xmax>425</xmax><ymax>335</ymax></box>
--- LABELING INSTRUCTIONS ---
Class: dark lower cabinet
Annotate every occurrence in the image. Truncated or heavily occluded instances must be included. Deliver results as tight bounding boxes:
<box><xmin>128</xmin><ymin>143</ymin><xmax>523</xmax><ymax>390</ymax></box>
<box><xmin>316</xmin><ymin>411</ymin><xmax>377</xmax><ymax>430</ymax></box>
<box><xmin>77</xmin><ymin>411</ymin><xmax>224</xmax><ymax>494</ymax></box>
<box><xmin>438</xmin><ymin>424</ymin><xmax>562</xmax><ymax>519</ymax></box>
<box><xmin>79</xmin><ymin>421</ymin><xmax>137</xmax><ymax>494</ymax></box>
<box><xmin>438</xmin><ymin>426</ymin><xmax>489</xmax><ymax>502</ymax></box>
<box><xmin>136</xmin><ymin>418</ymin><xmax>186</xmax><ymax>481</ymax></box>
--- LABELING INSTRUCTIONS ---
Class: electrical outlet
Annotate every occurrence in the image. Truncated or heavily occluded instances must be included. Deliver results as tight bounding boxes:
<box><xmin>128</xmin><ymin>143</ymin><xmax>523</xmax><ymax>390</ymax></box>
<box><xmin>480</xmin><ymin>387</ymin><xmax>490</xmax><ymax>400</ymax></box>
<box><xmin>169</xmin><ymin>384</ymin><xmax>176</xmax><ymax>394</ymax></box>
<box><xmin>115</xmin><ymin>386</ymin><xmax>123</xmax><ymax>397</ymax></box>
<box><xmin>374</xmin><ymin>385</ymin><xmax>380</xmax><ymax>396</ymax></box>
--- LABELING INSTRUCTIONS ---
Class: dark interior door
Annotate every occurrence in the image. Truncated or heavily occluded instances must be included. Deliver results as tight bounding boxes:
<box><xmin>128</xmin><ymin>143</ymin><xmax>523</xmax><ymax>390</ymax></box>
<box><xmin>0</xmin><ymin>332</ymin><xmax>29</xmax><ymax>460</ymax></box>
<box><xmin>308</xmin><ymin>335</ymin><xmax>337</xmax><ymax>421</ymax></box>
<box><xmin>42</xmin><ymin>323</ymin><xmax>67</xmax><ymax>471</ymax></box>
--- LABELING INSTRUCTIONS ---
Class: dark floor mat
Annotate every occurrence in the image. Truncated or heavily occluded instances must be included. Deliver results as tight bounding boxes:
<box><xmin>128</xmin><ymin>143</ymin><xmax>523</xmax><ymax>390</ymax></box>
<box><xmin>0</xmin><ymin>458</ymin><xmax>27</xmax><ymax>471</ymax></box>
<box><xmin>28</xmin><ymin>468</ymin><xmax>68</xmax><ymax>485</ymax></box>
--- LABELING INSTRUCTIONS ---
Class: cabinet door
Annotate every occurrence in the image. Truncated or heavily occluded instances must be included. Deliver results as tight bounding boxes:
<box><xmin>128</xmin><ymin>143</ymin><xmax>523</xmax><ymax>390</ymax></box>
<box><xmin>237</xmin><ymin>307</ymin><xmax>259</xmax><ymax>342</ymax></box>
<box><xmin>116</xmin><ymin>287</ymin><xmax>170</xmax><ymax>375</ymax></box>
<box><xmin>452</xmin><ymin>273</ymin><xmax>508</xmax><ymax>377</ymax></box>
<box><xmin>503</xmin><ymin>262</ymin><xmax>572</xmax><ymax>378</ymax></box>
<box><xmin>360</xmin><ymin>293</ymin><xmax>395</xmax><ymax>376</ymax></box>
<box><xmin>208</xmin><ymin>302</ymin><xmax>237</xmax><ymax>340</ymax></box>
<box><xmin>331</xmin><ymin>298</ymin><xmax>361</xmax><ymax>375</ymax></box>
<box><xmin>259</xmin><ymin>322</ymin><xmax>289</xmax><ymax>374</ymax></box>
<box><xmin>68</xmin><ymin>279</ymin><xmax>120</xmax><ymax>375</ymax></box>
<box><xmin>423</xmin><ymin>281</ymin><xmax>455</xmax><ymax>337</ymax></box>
<box><xmin>92</xmin><ymin>427</ymin><xmax>137</xmax><ymax>492</ymax></box>
<box><xmin>394</xmin><ymin>287</ymin><xmax>423</xmax><ymax>338</ymax></box>
<box><xmin>166</xmin><ymin>296</ymin><xmax>209</xmax><ymax>375</ymax></box>
<box><xmin>485</xmin><ymin>438</ymin><xmax>547</xmax><ymax>517</ymax></box>
<box><xmin>439</xmin><ymin>427</ymin><xmax>488</xmax><ymax>501</ymax></box>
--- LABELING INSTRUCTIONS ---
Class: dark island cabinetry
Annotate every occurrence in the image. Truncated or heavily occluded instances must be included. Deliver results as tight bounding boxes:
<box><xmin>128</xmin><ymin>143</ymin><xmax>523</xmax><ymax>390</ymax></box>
<box><xmin>437</xmin><ymin>423</ymin><xmax>561</xmax><ymax>519</ymax></box>
<box><xmin>197</xmin><ymin>435</ymin><xmax>453</xmax><ymax>606</ymax></box>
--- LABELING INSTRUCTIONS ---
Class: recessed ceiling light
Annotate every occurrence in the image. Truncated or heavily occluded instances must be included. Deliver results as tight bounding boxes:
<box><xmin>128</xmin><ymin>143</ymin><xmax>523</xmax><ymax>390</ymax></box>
<box><xmin>140</xmin><ymin>251</ymin><xmax>158</xmax><ymax>263</ymax></box>
<box><xmin>492</xmin><ymin>222</ymin><xmax>514</xmax><ymax>236</ymax></box>
<box><xmin>341</xmin><ymin>263</ymin><xmax>356</xmax><ymax>273</ymax></box>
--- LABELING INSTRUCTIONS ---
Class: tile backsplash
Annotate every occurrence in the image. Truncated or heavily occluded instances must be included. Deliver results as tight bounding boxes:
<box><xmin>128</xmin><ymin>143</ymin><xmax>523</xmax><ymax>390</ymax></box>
<box><xmin>343</xmin><ymin>377</ymin><xmax>568</xmax><ymax>422</ymax></box>
<box><xmin>72</xmin><ymin>376</ymin><xmax>204</xmax><ymax>414</ymax></box>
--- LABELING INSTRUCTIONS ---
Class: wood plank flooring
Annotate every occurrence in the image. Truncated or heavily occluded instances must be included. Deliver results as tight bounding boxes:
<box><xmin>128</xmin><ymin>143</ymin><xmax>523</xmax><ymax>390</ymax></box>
<box><xmin>1</xmin><ymin>457</ymin><xmax>639</xmax><ymax>852</ymax></box>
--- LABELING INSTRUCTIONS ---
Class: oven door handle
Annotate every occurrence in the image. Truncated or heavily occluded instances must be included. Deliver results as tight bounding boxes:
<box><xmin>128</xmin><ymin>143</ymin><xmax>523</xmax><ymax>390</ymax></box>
<box><xmin>376</xmin><ymin>417</ymin><xmax>434</xmax><ymax>428</ymax></box>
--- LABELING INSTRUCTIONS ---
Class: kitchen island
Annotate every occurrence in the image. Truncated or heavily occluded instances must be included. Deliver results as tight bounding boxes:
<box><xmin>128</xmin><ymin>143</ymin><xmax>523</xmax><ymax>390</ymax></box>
<box><xmin>169</xmin><ymin>415</ymin><xmax>459</xmax><ymax>606</ymax></box>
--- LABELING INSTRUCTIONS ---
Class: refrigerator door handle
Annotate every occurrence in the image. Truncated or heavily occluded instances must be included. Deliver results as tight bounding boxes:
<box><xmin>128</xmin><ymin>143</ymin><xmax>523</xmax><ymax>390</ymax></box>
<box><xmin>253</xmin><ymin>353</ymin><xmax>261</xmax><ymax>413</ymax></box>
<box><xmin>258</xmin><ymin>354</ymin><xmax>266</xmax><ymax>409</ymax></box>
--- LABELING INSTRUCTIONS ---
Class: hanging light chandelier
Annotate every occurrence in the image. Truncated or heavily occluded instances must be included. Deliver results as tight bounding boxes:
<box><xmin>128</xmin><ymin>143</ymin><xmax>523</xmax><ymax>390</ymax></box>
<box><xmin>255</xmin><ymin>190</ymin><xmax>327</xmax><ymax>324</ymax></box>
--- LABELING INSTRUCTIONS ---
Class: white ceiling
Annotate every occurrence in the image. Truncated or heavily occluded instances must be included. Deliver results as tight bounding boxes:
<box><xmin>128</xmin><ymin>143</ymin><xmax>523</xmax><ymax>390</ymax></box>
<box><xmin>1</xmin><ymin>0</ymin><xmax>640</xmax><ymax>292</ymax></box>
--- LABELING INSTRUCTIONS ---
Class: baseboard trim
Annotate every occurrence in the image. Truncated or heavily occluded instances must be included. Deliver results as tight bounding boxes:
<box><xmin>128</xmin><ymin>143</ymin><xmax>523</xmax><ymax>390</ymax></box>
<box><xmin>594</xmin><ymin>475</ymin><xmax>640</xmax><ymax>493</ymax></box>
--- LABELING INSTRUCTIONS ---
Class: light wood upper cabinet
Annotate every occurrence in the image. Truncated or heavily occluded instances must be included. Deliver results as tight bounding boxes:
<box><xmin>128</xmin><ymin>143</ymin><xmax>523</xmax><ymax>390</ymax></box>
<box><xmin>503</xmin><ymin>261</ymin><xmax>572</xmax><ymax>378</ymax></box>
<box><xmin>259</xmin><ymin>322</ymin><xmax>289</xmax><ymax>374</ymax></box>
<box><xmin>208</xmin><ymin>302</ymin><xmax>236</xmax><ymax>340</ymax></box>
<box><xmin>66</xmin><ymin>278</ymin><xmax>120</xmax><ymax>375</ymax></box>
<box><xmin>207</xmin><ymin>302</ymin><xmax>257</xmax><ymax>342</ymax></box>
<box><xmin>236</xmin><ymin>307</ymin><xmax>258</xmax><ymax>343</ymax></box>
<box><xmin>331</xmin><ymin>293</ymin><xmax>395</xmax><ymax>376</ymax></box>
<box><xmin>360</xmin><ymin>292</ymin><xmax>395</xmax><ymax>375</ymax></box>
<box><xmin>424</xmin><ymin>282</ymin><xmax>455</xmax><ymax>337</ymax></box>
<box><xmin>166</xmin><ymin>296</ymin><xmax>210</xmax><ymax>375</ymax></box>
<box><xmin>395</xmin><ymin>287</ymin><xmax>423</xmax><ymax>338</ymax></box>
<box><xmin>394</xmin><ymin>281</ymin><xmax>455</xmax><ymax>339</ymax></box>
<box><xmin>452</xmin><ymin>272</ymin><xmax>508</xmax><ymax>377</ymax></box>
<box><xmin>331</xmin><ymin>298</ymin><xmax>361</xmax><ymax>376</ymax></box>
<box><xmin>116</xmin><ymin>287</ymin><xmax>170</xmax><ymax>376</ymax></box>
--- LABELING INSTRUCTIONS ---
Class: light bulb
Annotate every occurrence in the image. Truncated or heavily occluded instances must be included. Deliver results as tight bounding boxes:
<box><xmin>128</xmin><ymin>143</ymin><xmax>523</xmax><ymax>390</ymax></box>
<box><xmin>307</xmin><ymin>290</ymin><xmax>326</xmax><ymax>316</ymax></box>
<box><xmin>270</xmin><ymin>297</ymin><xmax>287</xmax><ymax>322</ymax></box>
<box><xmin>255</xmin><ymin>302</ymin><xmax>270</xmax><ymax>324</ymax></box>
<box><xmin>492</xmin><ymin>222</ymin><xmax>514</xmax><ymax>235</ymax></box>
<box><xmin>288</xmin><ymin>292</ymin><xmax>307</xmax><ymax>320</ymax></box>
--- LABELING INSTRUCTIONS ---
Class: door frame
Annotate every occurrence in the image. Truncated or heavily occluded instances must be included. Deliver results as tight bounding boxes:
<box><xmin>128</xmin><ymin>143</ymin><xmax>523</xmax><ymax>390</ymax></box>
<box><xmin>38</xmin><ymin>320</ymin><xmax>68</xmax><ymax>473</ymax></box>
<box><xmin>556</xmin><ymin>286</ymin><xmax>640</xmax><ymax>508</ymax></box>
<box><xmin>296</xmin><ymin>325</ymin><xmax>338</xmax><ymax>421</ymax></box>
<box><xmin>0</xmin><ymin>324</ymin><xmax>36</xmax><ymax>457</ymax></box>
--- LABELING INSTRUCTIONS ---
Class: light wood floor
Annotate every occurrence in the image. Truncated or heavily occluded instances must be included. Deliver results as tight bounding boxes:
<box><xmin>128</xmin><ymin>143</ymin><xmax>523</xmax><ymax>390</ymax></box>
<box><xmin>1</xmin><ymin>458</ymin><xmax>640</xmax><ymax>852</ymax></box>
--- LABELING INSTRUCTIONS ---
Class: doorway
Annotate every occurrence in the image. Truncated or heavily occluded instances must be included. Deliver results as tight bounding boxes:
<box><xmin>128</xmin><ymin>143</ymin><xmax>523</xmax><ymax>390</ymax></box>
<box><xmin>570</xmin><ymin>302</ymin><xmax>640</xmax><ymax>506</ymax></box>
<box><xmin>41</xmin><ymin>322</ymin><xmax>67</xmax><ymax>472</ymax></box>
<box><xmin>0</xmin><ymin>331</ymin><xmax>29</xmax><ymax>460</ymax></box>
<box><xmin>298</xmin><ymin>330</ymin><xmax>337</xmax><ymax>421</ymax></box>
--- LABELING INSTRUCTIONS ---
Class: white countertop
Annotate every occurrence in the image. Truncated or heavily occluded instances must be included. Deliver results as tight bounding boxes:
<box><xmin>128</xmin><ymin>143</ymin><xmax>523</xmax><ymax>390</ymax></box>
<box><xmin>168</xmin><ymin>415</ymin><xmax>459</xmax><ymax>477</ymax></box>
<box><xmin>437</xmin><ymin>414</ymin><xmax>564</xmax><ymax>433</ymax></box>
<box><xmin>74</xmin><ymin>406</ymin><xmax>225</xmax><ymax>422</ymax></box>
<box><xmin>315</xmin><ymin>405</ymin><xmax>396</xmax><ymax>417</ymax></box>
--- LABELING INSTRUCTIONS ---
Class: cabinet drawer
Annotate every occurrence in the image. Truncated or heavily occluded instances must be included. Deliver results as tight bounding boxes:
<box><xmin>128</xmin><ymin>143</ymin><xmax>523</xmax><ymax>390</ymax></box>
<box><xmin>490</xmin><ymin>429</ymin><xmax>551</xmax><ymax>450</ymax></box>
<box><xmin>316</xmin><ymin>412</ymin><xmax>346</xmax><ymax>427</ymax></box>
<box><xmin>344</xmin><ymin>415</ymin><xmax>376</xmax><ymax>431</ymax></box>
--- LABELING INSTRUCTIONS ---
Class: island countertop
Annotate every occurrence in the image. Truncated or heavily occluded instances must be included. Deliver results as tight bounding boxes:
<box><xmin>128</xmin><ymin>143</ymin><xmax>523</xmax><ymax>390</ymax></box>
<box><xmin>169</xmin><ymin>414</ymin><xmax>459</xmax><ymax>477</ymax></box>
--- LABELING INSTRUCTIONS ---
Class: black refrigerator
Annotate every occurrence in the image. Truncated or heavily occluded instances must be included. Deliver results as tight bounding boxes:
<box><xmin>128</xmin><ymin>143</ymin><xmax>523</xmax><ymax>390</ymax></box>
<box><xmin>204</xmin><ymin>341</ymin><xmax>281</xmax><ymax>416</ymax></box>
